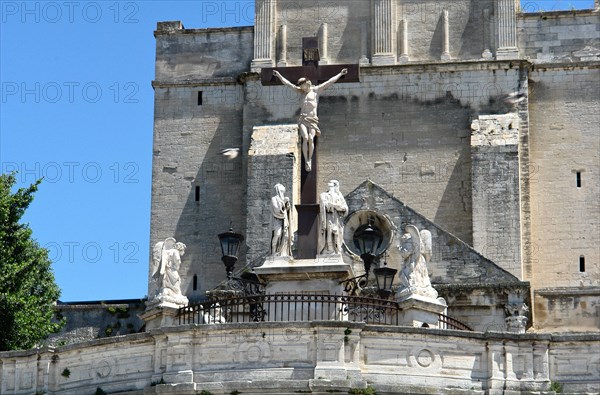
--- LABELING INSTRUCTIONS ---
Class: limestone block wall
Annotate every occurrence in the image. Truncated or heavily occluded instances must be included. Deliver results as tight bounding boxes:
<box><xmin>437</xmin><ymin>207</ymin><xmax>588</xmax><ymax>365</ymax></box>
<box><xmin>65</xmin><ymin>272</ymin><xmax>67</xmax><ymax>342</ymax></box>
<box><xmin>1</xmin><ymin>323</ymin><xmax>598</xmax><ymax>395</ymax></box>
<box><xmin>471</xmin><ymin>114</ymin><xmax>522</xmax><ymax>278</ymax></box>
<box><xmin>151</xmin><ymin>25</ymin><xmax>258</xmax><ymax>298</ymax></box>
<box><xmin>155</xmin><ymin>24</ymin><xmax>254</xmax><ymax>81</ymax></box>
<box><xmin>534</xmin><ymin>287</ymin><xmax>600</xmax><ymax>332</ymax></box>
<box><xmin>150</xmin><ymin>81</ymin><xmax>247</xmax><ymax>298</ymax></box>
<box><xmin>527</xmin><ymin>65</ymin><xmax>599</xmax><ymax>291</ymax></box>
<box><xmin>436</xmin><ymin>284</ymin><xmax>531</xmax><ymax>332</ymax></box>
<box><xmin>518</xmin><ymin>9</ymin><xmax>600</xmax><ymax>64</ymax></box>
<box><xmin>45</xmin><ymin>300</ymin><xmax>145</xmax><ymax>347</ymax></box>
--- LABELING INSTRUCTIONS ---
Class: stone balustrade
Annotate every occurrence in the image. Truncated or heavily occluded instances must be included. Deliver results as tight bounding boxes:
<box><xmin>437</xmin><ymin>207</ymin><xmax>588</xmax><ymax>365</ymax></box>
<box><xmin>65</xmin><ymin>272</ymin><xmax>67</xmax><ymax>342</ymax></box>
<box><xmin>1</xmin><ymin>322</ymin><xmax>598</xmax><ymax>395</ymax></box>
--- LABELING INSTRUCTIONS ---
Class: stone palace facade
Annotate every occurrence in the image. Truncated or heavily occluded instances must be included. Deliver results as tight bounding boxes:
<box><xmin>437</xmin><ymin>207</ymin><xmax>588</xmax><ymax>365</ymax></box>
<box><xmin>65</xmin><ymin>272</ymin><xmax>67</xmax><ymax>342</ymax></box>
<box><xmin>1</xmin><ymin>1</ymin><xmax>599</xmax><ymax>394</ymax></box>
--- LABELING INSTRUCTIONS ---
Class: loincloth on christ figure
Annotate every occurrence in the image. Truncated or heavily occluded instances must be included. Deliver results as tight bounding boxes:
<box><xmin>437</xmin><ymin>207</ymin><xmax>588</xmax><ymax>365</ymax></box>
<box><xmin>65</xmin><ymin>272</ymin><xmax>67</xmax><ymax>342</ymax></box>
<box><xmin>298</xmin><ymin>115</ymin><xmax>321</xmax><ymax>137</ymax></box>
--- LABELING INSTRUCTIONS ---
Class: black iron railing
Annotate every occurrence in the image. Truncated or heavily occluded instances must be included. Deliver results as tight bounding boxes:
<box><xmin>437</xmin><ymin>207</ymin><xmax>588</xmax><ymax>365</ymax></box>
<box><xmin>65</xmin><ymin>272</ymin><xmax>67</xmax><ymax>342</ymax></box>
<box><xmin>179</xmin><ymin>293</ymin><xmax>402</xmax><ymax>326</ymax></box>
<box><xmin>438</xmin><ymin>313</ymin><xmax>474</xmax><ymax>331</ymax></box>
<box><xmin>178</xmin><ymin>293</ymin><xmax>474</xmax><ymax>331</ymax></box>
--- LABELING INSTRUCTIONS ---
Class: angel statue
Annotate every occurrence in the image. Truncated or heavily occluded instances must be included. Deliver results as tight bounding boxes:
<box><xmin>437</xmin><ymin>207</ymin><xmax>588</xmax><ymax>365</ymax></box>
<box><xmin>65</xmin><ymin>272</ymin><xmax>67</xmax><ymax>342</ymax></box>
<box><xmin>397</xmin><ymin>225</ymin><xmax>438</xmax><ymax>299</ymax></box>
<box><xmin>151</xmin><ymin>237</ymin><xmax>189</xmax><ymax>306</ymax></box>
<box><xmin>270</xmin><ymin>183</ymin><xmax>293</xmax><ymax>257</ymax></box>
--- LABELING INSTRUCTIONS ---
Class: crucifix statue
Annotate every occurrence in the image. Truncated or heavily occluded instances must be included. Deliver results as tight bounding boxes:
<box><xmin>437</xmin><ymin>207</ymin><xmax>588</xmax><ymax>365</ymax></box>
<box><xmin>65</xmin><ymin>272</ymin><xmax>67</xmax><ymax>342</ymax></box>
<box><xmin>272</xmin><ymin>68</ymin><xmax>348</xmax><ymax>172</ymax></box>
<box><xmin>262</xmin><ymin>36</ymin><xmax>360</xmax><ymax>259</ymax></box>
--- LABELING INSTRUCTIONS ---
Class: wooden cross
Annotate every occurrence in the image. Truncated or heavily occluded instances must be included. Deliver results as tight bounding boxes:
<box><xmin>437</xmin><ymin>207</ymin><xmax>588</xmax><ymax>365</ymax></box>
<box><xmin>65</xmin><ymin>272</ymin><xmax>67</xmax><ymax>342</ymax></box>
<box><xmin>261</xmin><ymin>37</ymin><xmax>360</xmax><ymax>86</ymax></box>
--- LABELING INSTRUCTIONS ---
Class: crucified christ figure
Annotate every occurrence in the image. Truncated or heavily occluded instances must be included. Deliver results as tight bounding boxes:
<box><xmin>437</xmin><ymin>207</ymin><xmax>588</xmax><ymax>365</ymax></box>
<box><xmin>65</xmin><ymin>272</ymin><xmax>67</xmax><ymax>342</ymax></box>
<box><xmin>272</xmin><ymin>68</ymin><xmax>348</xmax><ymax>172</ymax></box>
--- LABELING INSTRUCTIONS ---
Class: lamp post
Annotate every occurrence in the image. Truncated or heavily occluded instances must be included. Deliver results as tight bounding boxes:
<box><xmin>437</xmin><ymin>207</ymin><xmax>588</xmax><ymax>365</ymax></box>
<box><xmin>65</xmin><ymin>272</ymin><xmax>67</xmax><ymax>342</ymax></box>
<box><xmin>218</xmin><ymin>227</ymin><xmax>244</xmax><ymax>278</ymax></box>
<box><xmin>373</xmin><ymin>260</ymin><xmax>397</xmax><ymax>299</ymax></box>
<box><xmin>353</xmin><ymin>217</ymin><xmax>383</xmax><ymax>277</ymax></box>
<box><xmin>349</xmin><ymin>217</ymin><xmax>397</xmax><ymax>299</ymax></box>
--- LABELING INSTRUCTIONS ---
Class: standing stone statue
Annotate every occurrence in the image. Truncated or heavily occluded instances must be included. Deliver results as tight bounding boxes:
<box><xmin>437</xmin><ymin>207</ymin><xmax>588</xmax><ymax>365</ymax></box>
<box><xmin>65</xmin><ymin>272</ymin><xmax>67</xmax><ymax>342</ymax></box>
<box><xmin>398</xmin><ymin>225</ymin><xmax>438</xmax><ymax>299</ymax></box>
<box><xmin>270</xmin><ymin>183</ymin><xmax>293</xmax><ymax>256</ymax></box>
<box><xmin>151</xmin><ymin>237</ymin><xmax>189</xmax><ymax>306</ymax></box>
<box><xmin>318</xmin><ymin>180</ymin><xmax>348</xmax><ymax>254</ymax></box>
<box><xmin>272</xmin><ymin>68</ymin><xmax>348</xmax><ymax>171</ymax></box>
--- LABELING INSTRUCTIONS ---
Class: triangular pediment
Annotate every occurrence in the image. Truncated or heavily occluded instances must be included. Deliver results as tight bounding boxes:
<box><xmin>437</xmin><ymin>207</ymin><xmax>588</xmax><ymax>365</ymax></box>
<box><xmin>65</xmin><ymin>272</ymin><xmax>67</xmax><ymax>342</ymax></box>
<box><xmin>344</xmin><ymin>180</ymin><xmax>519</xmax><ymax>285</ymax></box>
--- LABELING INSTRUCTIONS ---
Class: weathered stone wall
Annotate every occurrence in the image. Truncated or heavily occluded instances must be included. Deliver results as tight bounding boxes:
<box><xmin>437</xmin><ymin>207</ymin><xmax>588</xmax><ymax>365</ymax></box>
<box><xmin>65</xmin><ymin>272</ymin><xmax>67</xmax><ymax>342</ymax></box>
<box><xmin>45</xmin><ymin>300</ymin><xmax>145</xmax><ymax>347</ymax></box>
<box><xmin>436</xmin><ymin>284</ymin><xmax>531</xmax><ymax>332</ymax></box>
<box><xmin>2</xmin><ymin>323</ymin><xmax>598</xmax><ymax>395</ymax></box>
<box><xmin>527</xmin><ymin>64</ymin><xmax>600</xmax><ymax>329</ymax></box>
<box><xmin>150</xmin><ymin>77</ymin><xmax>247</xmax><ymax>298</ymax></box>
<box><xmin>471</xmin><ymin>114</ymin><xmax>522</xmax><ymax>278</ymax></box>
<box><xmin>245</xmin><ymin>125</ymin><xmax>300</xmax><ymax>266</ymax></box>
<box><xmin>534</xmin><ymin>287</ymin><xmax>600</xmax><ymax>332</ymax></box>
<box><xmin>150</xmin><ymin>24</ymin><xmax>255</xmax><ymax>299</ymax></box>
<box><xmin>518</xmin><ymin>10</ymin><xmax>600</xmax><ymax>64</ymax></box>
<box><xmin>155</xmin><ymin>23</ymin><xmax>254</xmax><ymax>80</ymax></box>
<box><xmin>527</xmin><ymin>65</ymin><xmax>600</xmax><ymax>292</ymax></box>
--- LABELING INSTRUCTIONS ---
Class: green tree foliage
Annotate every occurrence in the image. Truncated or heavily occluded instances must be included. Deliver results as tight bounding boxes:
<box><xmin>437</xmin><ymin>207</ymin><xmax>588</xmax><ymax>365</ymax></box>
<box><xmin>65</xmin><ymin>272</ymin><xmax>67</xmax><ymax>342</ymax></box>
<box><xmin>0</xmin><ymin>173</ymin><xmax>63</xmax><ymax>351</ymax></box>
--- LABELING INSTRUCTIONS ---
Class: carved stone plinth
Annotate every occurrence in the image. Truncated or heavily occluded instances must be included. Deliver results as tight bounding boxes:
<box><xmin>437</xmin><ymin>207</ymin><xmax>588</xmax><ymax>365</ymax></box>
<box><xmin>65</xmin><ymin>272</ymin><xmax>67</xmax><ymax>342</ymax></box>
<box><xmin>256</xmin><ymin>256</ymin><xmax>352</xmax><ymax>293</ymax></box>
<box><xmin>139</xmin><ymin>304</ymin><xmax>181</xmax><ymax>331</ymax></box>
<box><xmin>396</xmin><ymin>293</ymin><xmax>447</xmax><ymax>328</ymax></box>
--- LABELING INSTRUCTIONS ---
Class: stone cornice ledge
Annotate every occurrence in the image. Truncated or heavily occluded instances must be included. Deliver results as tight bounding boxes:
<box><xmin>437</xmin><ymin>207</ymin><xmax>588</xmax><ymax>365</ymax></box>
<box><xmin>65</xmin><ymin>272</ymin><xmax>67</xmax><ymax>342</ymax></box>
<box><xmin>435</xmin><ymin>281</ymin><xmax>531</xmax><ymax>292</ymax></box>
<box><xmin>360</xmin><ymin>59</ymin><xmax>531</xmax><ymax>74</ymax></box>
<box><xmin>535</xmin><ymin>286</ymin><xmax>600</xmax><ymax>296</ymax></box>
<box><xmin>152</xmin><ymin>77</ymin><xmax>239</xmax><ymax>88</ymax></box>
<box><xmin>154</xmin><ymin>25</ymin><xmax>253</xmax><ymax>37</ymax></box>
<box><xmin>529</xmin><ymin>60</ymin><xmax>600</xmax><ymax>69</ymax></box>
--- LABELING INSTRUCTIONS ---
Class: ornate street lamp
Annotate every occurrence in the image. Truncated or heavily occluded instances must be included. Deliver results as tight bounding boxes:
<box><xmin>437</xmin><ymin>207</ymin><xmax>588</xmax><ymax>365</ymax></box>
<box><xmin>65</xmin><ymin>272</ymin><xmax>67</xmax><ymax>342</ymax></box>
<box><xmin>353</xmin><ymin>217</ymin><xmax>383</xmax><ymax>277</ymax></box>
<box><xmin>218</xmin><ymin>227</ymin><xmax>244</xmax><ymax>278</ymax></box>
<box><xmin>373</xmin><ymin>260</ymin><xmax>397</xmax><ymax>299</ymax></box>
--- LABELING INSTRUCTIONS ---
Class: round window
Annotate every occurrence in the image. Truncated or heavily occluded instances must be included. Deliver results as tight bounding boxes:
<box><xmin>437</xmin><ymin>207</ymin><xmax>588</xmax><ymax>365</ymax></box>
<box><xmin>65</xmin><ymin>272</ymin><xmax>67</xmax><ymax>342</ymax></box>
<box><xmin>343</xmin><ymin>210</ymin><xmax>395</xmax><ymax>258</ymax></box>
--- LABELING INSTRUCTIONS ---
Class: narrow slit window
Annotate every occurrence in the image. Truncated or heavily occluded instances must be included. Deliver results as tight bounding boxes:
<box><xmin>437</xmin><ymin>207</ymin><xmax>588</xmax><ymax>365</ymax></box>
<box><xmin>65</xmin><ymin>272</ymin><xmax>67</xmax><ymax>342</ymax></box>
<box><xmin>579</xmin><ymin>256</ymin><xmax>585</xmax><ymax>272</ymax></box>
<box><xmin>193</xmin><ymin>275</ymin><xmax>198</xmax><ymax>291</ymax></box>
<box><xmin>197</xmin><ymin>91</ymin><xmax>203</xmax><ymax>105</ymax></box>
<box><xmin>576</xmin><ymin>172</ymin><xmax>582</xmax><ymax>188</ymax></box>
<box><xmin>195</xmin><ymin>186</ymin><xmax>200</xmax><ymax>202</ymax></box>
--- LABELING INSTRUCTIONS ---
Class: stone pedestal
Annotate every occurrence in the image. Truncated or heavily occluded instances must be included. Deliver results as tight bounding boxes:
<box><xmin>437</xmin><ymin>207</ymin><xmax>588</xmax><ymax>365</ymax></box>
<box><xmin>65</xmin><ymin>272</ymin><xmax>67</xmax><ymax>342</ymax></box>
<box><xmin>396</xmin><ymin>293</ymin><xmax>447</xmax><ymax>327</ymax></box>
<box><xmin>139</xmin><ymin>304</ymin><xmax>181</xmax><ymax>331</ymax></box>
<box><xmin>255</xmin><ymin>256</ymin><xmax>354</xmax><ymax>321</ymax></box>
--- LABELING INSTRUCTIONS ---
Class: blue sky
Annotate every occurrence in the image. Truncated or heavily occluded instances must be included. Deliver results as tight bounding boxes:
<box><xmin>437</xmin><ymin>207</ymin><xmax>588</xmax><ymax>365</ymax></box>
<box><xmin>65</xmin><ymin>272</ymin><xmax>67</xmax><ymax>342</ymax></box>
<box><xmin>0</xmin><ymin>0</ymin><xmax>595</xmax><ymax>302</ymax></box>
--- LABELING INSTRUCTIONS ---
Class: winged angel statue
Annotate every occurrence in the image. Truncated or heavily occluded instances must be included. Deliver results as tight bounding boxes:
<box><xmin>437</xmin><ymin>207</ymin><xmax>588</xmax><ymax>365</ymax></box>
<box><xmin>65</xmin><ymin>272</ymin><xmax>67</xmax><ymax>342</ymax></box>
<box><xmin>398</xmin><ymin>225</ymin><xmax>438</xmax><ymax>299</ymax></box>
<box><xmin>150</xmin><ymin>237</ymin><xmax>189</xmax><ymax>306</ymax></box>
